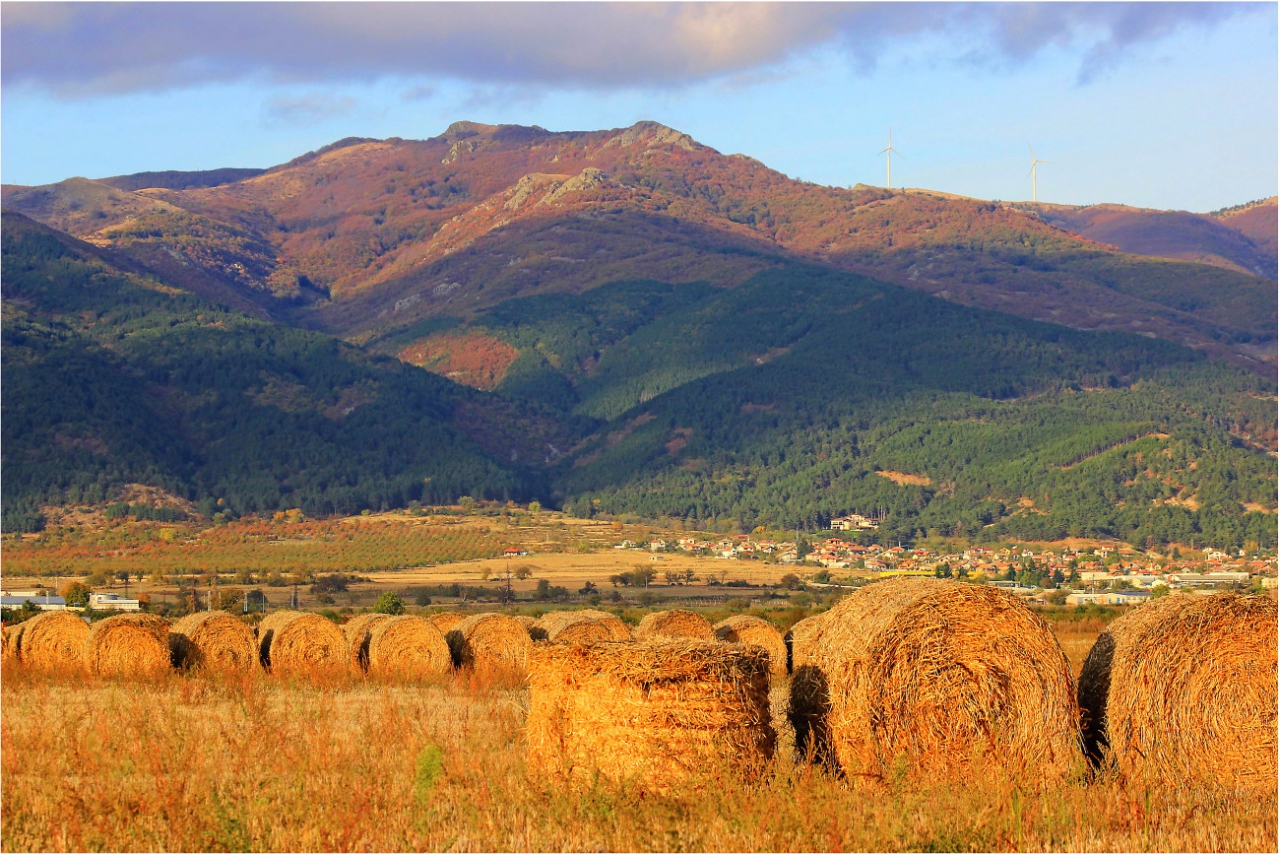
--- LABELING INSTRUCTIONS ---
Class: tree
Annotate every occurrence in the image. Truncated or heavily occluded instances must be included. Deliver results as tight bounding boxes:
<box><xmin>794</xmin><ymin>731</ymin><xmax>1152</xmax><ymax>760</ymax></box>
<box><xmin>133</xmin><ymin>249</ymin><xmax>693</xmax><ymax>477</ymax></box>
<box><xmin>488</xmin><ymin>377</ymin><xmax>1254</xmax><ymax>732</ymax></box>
<box><xmin>578</xmin><ymin>581</ymin><xmax>597</xmax><ymax>595</ymax></box>
<box><xmin>779</xmin><ymin>573</ymin><xmax>802</xmax><ymax>590</ymax></box>
<box><xmin>59</xmin><ymin>582</ymin><xmax>92</xmax><ymax>608</ymax></box>
<box><xmin>373</xmin><ymin>591</ymin><xmax>405</xmax><ymax>615</ymax></box>
<box><xmin>514</xmin><ymin>566</ymin><xmax>533</xmax><ymax>580</ymax></box>
<box><xmin>528</xmin><ymin>501</ymin><xmax>542</xmax><ymax>514</ymax></box>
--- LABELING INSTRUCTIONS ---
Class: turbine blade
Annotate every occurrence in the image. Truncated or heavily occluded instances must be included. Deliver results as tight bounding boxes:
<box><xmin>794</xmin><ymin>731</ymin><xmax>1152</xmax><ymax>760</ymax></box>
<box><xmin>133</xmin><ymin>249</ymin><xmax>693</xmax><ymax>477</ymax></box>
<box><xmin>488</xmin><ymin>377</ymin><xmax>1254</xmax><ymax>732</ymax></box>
<box><xmin>1029</xmin><ymin>144</ymin><xmax>1036</xmax><ymax>158</ymax></box>
<box><xmin>1028</xmin><ymin>165</ymin><xmax>1036</xmax><ymax>177</ymax></box>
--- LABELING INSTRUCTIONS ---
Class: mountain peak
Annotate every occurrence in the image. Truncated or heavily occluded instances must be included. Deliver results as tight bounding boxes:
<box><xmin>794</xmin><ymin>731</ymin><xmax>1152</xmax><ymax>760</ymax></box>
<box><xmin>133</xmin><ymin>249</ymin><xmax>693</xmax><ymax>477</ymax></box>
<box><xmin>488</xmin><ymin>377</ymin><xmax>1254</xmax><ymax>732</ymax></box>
<box><xmin>606</xmin><ymin>120</ymin><xmax>700</xmax><ymax>152</ymax></box>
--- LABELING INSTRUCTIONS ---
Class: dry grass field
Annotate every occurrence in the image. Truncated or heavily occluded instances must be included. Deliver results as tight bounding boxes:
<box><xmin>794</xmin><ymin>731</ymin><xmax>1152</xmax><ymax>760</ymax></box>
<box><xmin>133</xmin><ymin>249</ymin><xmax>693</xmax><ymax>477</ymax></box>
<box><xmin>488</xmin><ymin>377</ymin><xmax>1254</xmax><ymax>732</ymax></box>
<box><xmin>3</xmin><ymin>664</ymin><xmax>1275</xmax><ymax>853</ymax></box>
<box><xmin>4</xmin><ymin>603</ymin><xmax>1277</xmax><ymax>854</ymax></box>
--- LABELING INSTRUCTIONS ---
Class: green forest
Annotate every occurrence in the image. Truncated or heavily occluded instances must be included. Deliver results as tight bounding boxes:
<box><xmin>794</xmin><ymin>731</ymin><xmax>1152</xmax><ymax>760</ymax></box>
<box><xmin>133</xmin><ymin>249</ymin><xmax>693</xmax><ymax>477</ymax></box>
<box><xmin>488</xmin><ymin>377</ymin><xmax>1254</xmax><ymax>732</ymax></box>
<box><xmin>3</xmin><ymin>213</ymin><xmax>1275</xmax><ymax>550</ymax></box>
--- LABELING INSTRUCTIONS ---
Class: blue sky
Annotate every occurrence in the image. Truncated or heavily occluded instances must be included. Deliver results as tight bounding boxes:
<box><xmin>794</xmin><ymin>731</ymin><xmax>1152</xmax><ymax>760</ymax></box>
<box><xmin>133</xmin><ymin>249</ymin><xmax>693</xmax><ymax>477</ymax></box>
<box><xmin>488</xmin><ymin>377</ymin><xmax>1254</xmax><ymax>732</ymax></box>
<box><xmin>2</xmin><ymin>2</ymin><xmax>1276</xmax><ymax>211</ymax></box>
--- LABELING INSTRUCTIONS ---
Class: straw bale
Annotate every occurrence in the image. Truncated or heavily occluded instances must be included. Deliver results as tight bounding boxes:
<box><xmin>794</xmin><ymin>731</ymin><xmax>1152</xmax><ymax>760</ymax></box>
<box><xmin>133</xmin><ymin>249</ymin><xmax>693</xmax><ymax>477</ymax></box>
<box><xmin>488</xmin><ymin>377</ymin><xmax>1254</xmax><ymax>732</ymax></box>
<box><xmin>169</xmin><ymin>612</ymin><xmax>257</xmax><ymax>672</ymax></box>
<box><xmin>801</xmin><ymin>578</ymin><xmax>1080</xmax><ymax>786</ymax></box>
<box><xmin>785</xmin><ymin>612</ymin><xmax>834</xmax><ymax>762</ymax></box>
<box><xmin>258</xmin><ymin>611</ymin><xmax>350</xmax><ymax>676</ymax></box>
<box><xmin>513</xmin><ymin>615</ymin><xmax>547</xmax><ymax>640</ymax></box>
<box><xmin>428</xmin><ymin>612</ymin><xmax>466</xmax><ymax>634</ymax></box>
<box><xmin>714</xmin><ymin>615</ymin><xmax>787</xmax><ymax>677</ymax></box>
<box><xmin>367</xmin><ymin>615</ymin><xmax>452</xmax><ymax>678</ymax></box>
<box><xmin>527</xmin><ymin>639</ymin><xmax>775</xmax><ymax>788</ymax></box>
<box><xmin>1078</xmin><ymin>592</ymin><xmax>1277</xmax><ymax>794</ymax></box>
<box><xmin>445</xmin><ymin>613</ymin><xmax>532</xmax><ymax>676</ymax></box>
<box><xmin>87</xmin><ymin>613</ymin><xmax>171</xmax><ymax>678</ymax></box>
<box><xmin>3</xmin><ymin>623</ymin><xmax>27</xmax><ymax>666</ymax></box>
<box><xmin>576</xmin><ymin>609</ymin><xmax>632</xmax><ymax>641</ymax></box>
<box><xmin>536</xmin><ymin>611</ymin><xmax>612</xmax><ymax>644</ymax></box>
<box><xmin>19</xmin><ymin>611</ymin><xmax>91</xmax><ymax>673</ymax></box>
<box><xmin>343</xmin><ymin>613</ymin><xmax>394</xmax><ymax>670</ymax></box>
<box><xmin>634</xmin><ymin>609</ymin><xmax>714</xmax><ymax>641</ymax></box>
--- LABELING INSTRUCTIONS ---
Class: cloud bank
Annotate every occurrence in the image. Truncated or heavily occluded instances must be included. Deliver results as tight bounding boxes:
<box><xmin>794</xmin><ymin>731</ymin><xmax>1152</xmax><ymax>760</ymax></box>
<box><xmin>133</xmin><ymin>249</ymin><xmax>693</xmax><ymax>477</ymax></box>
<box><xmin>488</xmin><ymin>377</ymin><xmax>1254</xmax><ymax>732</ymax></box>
<box><xmin>1</xmin><ymin>2</ymin><xmax>1257</xmax><ymax>97</ymax></box>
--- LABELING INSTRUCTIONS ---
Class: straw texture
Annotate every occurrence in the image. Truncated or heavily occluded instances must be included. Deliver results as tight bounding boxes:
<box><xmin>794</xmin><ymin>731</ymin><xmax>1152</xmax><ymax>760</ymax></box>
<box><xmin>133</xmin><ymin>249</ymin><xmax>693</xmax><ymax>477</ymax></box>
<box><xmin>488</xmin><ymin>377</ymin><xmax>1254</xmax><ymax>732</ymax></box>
<box><xmin>367</xmin><ymin>615</ymin><xmax>452</xmax><ymax>678</ymax></box>
<box><xmin>14</xmin><ymin>611</ymin><xmax>89</xmax><ymax>673</ymax></box>
<box><xmin>634</xmin><ymin>609</ymin><xmax>714</xmax><ymax>641</ymax></box>
<box><xmin>799</xmin><ymin>578</ymin><xmax>1080</xmax><ymax>786</ymax></box>
<box><xmin>576</xmin><ymin>609</ymin><xmax>633</xmax><ymax>641</ymax></box>
<box><xmin>2</xmin><ymin>624</ymin><xmax>21</xmax><ymax>665</ymax></box>
<box><xmin>526</xmin><ymin>640</ymin><xmax>775</xmax><ymax>788</ymax></box>
<box><xmin>343</xmin><ymin>613</ymin><xmax>394</xmax><ymax>670</ymax></box>
<box><xmin>258</xmin><ymin>611</ymin><xmax>350</xmax><ymax>676</ymax></box>
<box><xmin>1078</xmin><ymin>592</ymin><xmax>1277</xmax><ymax>794</ymax></box>
<box><xmin>428</xmin><ymin>612</ymin><xmax>467</xmax><ymax>634</ymax></box>
<box><xmin>169</xmin><ymin>612</ymin><xmax>257</xmax><ymax>672</ymax></box>
<box><xmin>87</xmin><ymin>613</ymin><xmax>171</xmax><ymax>677</ymax></box>
<box><xmin>535</xmin><ymin>612</ymin><xmax>612</xmax><ymax>644</ymax></box>
<box><xmin>785</xmin><ymin>612</ymin><xmax>834</xmax><ymax>763</ymax></box>
<box><xmin>446</xmin><ymin>613</ymin><xmax>532</xmax><ymax>676</ymax></box>
<box><xmin>714</xmin><ymin>615</ymin><xmax>787</xmax><ymax>677</ymax></box>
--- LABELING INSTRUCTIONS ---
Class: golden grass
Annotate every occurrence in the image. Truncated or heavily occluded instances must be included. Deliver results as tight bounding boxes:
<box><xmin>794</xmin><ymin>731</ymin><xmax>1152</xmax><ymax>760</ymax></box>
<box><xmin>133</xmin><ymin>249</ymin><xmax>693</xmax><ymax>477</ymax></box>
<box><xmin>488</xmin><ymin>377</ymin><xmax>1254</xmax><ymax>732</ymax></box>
<box><xmin>2</xmin><ymin>666</ymin><xmax>1275</xmax><ymax>852</ymax></box>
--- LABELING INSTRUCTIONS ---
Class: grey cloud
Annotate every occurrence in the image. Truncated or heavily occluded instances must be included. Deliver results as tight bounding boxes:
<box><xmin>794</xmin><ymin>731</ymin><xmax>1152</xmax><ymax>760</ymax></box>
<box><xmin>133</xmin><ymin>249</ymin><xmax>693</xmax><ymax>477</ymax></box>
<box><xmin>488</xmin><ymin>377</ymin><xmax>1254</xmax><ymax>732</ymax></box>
<box><xmin>264</xmin><ymin>93</ymin><xmax>357</xmax><ymax>127</ymax></box>
<box><xmin>1</xmin><ymin>2</ymin><xmax>1263</xmax><ymax>98</ymax></box>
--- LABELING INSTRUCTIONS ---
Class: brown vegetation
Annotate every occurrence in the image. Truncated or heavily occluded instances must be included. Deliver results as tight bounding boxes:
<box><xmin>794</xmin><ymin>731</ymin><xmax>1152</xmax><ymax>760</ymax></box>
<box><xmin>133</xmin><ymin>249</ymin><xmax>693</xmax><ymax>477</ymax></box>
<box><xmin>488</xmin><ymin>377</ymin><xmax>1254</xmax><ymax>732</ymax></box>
<box><xmin>169</xmin><ymin>611</ymin><xmax>257</xmax><ymax>673</ymax></box>
<box><xmin>445</xmin><ymin>613</ymin><xmax>531</xmax><ymax>677</ymax></box>
<box><xmin>534</xmin><ymin>611</ymin><xmax>612</xmax><ymax>644</ymax></box>
<box><xmin>366</xmin><ymin>615</ymin><xmax>452</xmax><ymax>679</ymax></box>
<box><xmin>343</xmin><ymin>613</ymin><xmax>394</xmax><ymax>670</ymax></box>
<box><xmin>713</xmin><ymin>614</ymin><xmax>787</xmax><ymax>677</ymax></box>
<box><xmin>13</xmin><ymin>612</ymin><xmax>89</xmax><ymax>673</ymax></box>
<box><xmin>86</xmin><ymin>613</ymin><xmax>170</xmax><ymax>678</ymax></box>
<box><xmin>526</xmin><ymin>640</ymin><xmax>774</xmax><ymax>788</ymax></box>
<box><xmin>576</xmin><ymin>609</ymin><xmax>632</xmax><ymax>641</ymax></box>
<box><xmin>635</xmin><ymin>609</ymin><xmax>714</xmax><ymax>641</ymax></box>
<box><xmin>1078</xmin><ymin>592</ymin><xmax>1277</xmax><ymax>794</ymax></box>
<box><xmin>258</xmin><ymin>611</ymin><xmax>350</xmax><ymax>676</ymax></box>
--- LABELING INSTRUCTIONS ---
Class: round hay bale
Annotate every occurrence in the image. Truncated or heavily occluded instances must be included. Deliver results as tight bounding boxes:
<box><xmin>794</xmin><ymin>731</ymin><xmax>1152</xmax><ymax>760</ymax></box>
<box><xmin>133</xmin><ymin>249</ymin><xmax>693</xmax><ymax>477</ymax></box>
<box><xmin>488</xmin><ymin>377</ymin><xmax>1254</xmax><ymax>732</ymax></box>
<box><xmin>714</xmin><ymin>615</ymin><xmax>787</xmax><ymax>677</ymax></box>
<box><xmin>1078</xmin><ymin>592</ymin><xmax>1277</xmax><ymax>794</ymax></box>
<box><xmin>446</xmin><ymin>613</ymin><xmax>531</xmax><ymax>676</ymax></box>
<box><xmin>527</xmin><ymin>639</ymin><xmax>775</xmax><ymax>789</ymax></box>
<box><xmin>785</xmin><ymin>612</ymin><xmax>835</xmax><ymax>763</ymax></box>
<box><xmin>87</xmin><ymin>613</ymin><xmax>171</xmax><ymax>678</ymax></box>
<box><xmin>19</xmin><ymin>611</ymin><xmax>91</xmax><ymax>673</ymax></box>
<box><xmin>536</xmin><ymin>611</ymin><xmax>612</xmax><ymax>644</ymax></box>
<box><xmin>576</xmin><ymin>609</ymin><xmax>632</xmax><ymax>641</ymax></box>
<box><xmin>343</xmin><ymin>613</ymin><xmax>394</xmax><ymax>670</ymax></box>
<box><xmin>428</xmin><ymin>611</ymin><xmax>466</xmax><ymax>634</ymax></box>
<box><xmin>258</xmin><ymin>611</ymin><xmax>350</xmax><ymax>676</ymax></box>
<box><xmin>513</xmin><ymin>614</ymin><xmax>547</xmax><ymax>640</ymax></box>
<box><xmin>169</xmin><ymin>612</ymin><xmax>257</xmax><ymax>673</ymax></box>
<box><xmin>367</xmin><ymin>615</ymin><xmax>452</xmax><ymax>678</ymax></box>
<box><xmin>634</xmin><ymin>609</ymin><xmax>714</xmax><ymax>641</ymax></box>
<box><xmin>805</xmin><ymin>578</ymin><xmax>1080</xmax><ymax>786</ymax></box>
<box><xmin>2</xmin><ymin>623</ymin><xmax>26</xmax><ymax>666</ymax></box>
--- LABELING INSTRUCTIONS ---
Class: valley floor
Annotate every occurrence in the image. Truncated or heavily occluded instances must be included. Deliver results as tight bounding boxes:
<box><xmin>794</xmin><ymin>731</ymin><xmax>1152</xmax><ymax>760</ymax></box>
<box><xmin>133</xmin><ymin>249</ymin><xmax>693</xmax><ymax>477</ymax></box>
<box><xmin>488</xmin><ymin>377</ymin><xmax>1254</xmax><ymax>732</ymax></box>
<box><xmin>3</xmin><ymin>653</ymin><xmax>1275</xmax><ymax>853</ymax></box>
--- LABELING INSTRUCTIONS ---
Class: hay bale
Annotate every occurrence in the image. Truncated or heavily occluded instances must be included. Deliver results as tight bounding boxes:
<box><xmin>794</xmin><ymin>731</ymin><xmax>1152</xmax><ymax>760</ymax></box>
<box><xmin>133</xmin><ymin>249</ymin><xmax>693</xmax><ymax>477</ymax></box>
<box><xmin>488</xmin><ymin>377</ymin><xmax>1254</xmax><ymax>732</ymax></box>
<box><xmin>785</xmin><ymin>612</ymin><xmax>835</xmax><ymax>763</ymax></box>
<box><xmin>714</xmin><ymin>615</ymin><xmax>787</xmax><ymax>677</ymax></box>
<box><xmin>513</xmin><ymin>614</ymin><xmax>547</xmax><ymax>640</ymax></box>
<box><xmin>428</xmin><ymin>611</ymin><xmax>466</xmax><ymax>634</ymax></box>
<box><xmin>634</xmin><ymin>609</ymin><xmax>714</xmax><ymax>641</ymax></box>
<box><xmin>2</xmin><ymin>623</ymin><xmax>26</xmax><ymax>666</ymax></box>
<box><xmin>527</xmin><ymin>639</ymin><xmax>775</xmax><ymax>788</ymax></box>
<box><xmin>343</xmin><ymin>613</ymin><xmax>394</xmax><ymax>670</ymax></box>
<box><xmin>258</xmin><ymin>611</ymin><xmax>350</xmax><ymax>676</ymax></box>
<box><xmin>801</xmin><ymin>578</ymin><xmax>1080</xmax><ymax>786</ymax></box>
<box><xmin>87</xmin><ymin>613</ymin><xmax>171</xmax><ymax>678</ymax></box>
<box><xmin>1078</xmin><ymin>592</ymin><xmax>1277</xmax><ymax>794</ymax></box>
<box><xmin>576</xmin><ymin>609</ymin><xmax>632</xmax><ymax>641</ymax></box>
<box><xmin>536</xmin><ymin>611</ymin><xmax>612</xmax><ymax>644</ymax></box>
<box><xmin>445</xmin><ymin>613</ymin><xmax>531</xmax><ymax>676</ymax></box>
<box><xmin>18</xmin><ymin>611</ymin><xmax>91</xmax><ymax>673</ymax></box>
<box><xmin>367</xmin><ymin>615</ymin><xmax>452</xmax><ymax>678</ymax></box>
<box><xmin>169</xmin><ymin>612</ymin><xmax>257</xmax><ymax>672</ymax></box>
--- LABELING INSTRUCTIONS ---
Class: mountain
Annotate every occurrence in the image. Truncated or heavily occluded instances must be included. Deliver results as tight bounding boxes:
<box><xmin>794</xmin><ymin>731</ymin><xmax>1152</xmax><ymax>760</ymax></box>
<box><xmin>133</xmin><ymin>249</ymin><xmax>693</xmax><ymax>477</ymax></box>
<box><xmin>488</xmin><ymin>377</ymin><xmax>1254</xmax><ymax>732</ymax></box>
<box><xmin>0</xmin><ymin>211</ymin><xmax>585</xmax><ymax>532</ymax></box>
<box><xmin>1030</xmin><ymin>198</ymin><xmax>1277</xmax><ymax>279</ymax></box>
<box><xmin>3</xmin><ymin>123</ymin><xmax>1276</xmax><ymax>548</ymax></box>
<box><xmin>4</xmin><ymin>121</ymin><xmax>1275</xmax><ymax>375</ymax></box>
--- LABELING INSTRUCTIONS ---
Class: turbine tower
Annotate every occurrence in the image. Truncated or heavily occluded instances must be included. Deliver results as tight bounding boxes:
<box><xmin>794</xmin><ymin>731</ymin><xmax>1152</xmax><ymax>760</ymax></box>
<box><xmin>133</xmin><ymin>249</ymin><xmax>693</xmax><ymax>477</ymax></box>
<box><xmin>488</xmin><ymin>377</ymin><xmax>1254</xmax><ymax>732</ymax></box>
<box><xmin>1029</xmin><ymin>144</ymin><xmax>1052</xmax><ymax>203</ymax></box>
<box><xmin>880</xmin><ymin>129</ymin><xmax>902</xmax><ymax>190</ymax></box>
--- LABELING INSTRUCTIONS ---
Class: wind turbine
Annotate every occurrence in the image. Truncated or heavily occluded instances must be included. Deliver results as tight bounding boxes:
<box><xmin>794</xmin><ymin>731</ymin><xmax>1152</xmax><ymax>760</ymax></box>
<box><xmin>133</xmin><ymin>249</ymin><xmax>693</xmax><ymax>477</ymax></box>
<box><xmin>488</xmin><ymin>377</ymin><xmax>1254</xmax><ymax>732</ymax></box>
<box><xmin>1028</xmin><ymin>145</ymin><xmax>1052</xmax><ymax>203</ymax></box>
<box><xmin>880</xmin><ymin>129</ymin><xmax>902</xmax><ymax>190</ymax></box>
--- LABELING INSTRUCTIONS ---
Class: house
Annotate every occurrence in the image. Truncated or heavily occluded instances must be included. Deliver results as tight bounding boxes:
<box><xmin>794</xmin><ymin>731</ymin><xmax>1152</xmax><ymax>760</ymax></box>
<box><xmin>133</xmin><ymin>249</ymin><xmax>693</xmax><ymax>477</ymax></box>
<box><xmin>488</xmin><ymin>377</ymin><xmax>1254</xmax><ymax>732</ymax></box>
<box><xmin>88</xmin><ymin>593</ymin><xmax>141</xmax><ymax>612</ymax></box>
<box><xmin>1066</xmin><ymin>590</ymin><xmax>1150</xmax><ymax>606</ymax></box>
<box><xmin>0</xmin><ymin>592</ymin><xmax>66</xmax><ymax>611</ymax></box>
<box><xmin>503</xmin><ymin>547</ymin><xmax>528</xmax><ymax>557</ymax></box>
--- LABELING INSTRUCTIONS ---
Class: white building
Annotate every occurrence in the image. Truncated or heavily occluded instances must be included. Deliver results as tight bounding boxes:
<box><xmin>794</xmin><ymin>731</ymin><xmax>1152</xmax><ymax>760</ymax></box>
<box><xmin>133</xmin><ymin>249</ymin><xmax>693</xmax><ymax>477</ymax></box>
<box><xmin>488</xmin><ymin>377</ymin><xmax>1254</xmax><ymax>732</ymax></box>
<box><xmin>0</xmin><ymin>592</ymin><xmax>66</xmax><ymax>611</ymax></box>
<box><xmin>88</xmin><ymin>593</ymin><xmax>142</xmax><ymax>612</ymax></box>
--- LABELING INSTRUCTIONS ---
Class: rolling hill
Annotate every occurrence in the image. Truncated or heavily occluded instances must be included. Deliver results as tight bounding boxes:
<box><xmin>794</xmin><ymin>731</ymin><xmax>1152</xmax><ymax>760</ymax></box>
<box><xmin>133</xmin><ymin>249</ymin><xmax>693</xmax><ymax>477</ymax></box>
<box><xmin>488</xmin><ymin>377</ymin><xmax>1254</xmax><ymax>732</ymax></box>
<box><xmin>2</xmin><ymin>122</ymin><xmax>1276</xmax><ymax>547</ymax></box>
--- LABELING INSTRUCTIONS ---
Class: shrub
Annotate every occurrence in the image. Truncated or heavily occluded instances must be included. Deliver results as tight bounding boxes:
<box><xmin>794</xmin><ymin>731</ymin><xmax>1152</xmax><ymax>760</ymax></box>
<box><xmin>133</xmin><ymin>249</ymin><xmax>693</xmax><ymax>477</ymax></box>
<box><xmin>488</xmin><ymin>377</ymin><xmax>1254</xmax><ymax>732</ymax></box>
<box><xmin>373</xmin><ymin>591</ymin><xmax>405</xmax><ymax>615</ymax></box>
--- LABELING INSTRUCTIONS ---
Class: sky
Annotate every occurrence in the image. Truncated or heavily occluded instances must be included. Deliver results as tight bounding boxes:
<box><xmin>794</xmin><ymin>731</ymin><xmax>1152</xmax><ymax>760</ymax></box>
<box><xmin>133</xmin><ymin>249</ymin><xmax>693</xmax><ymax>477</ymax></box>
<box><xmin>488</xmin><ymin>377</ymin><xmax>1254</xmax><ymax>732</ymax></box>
<box><xmin>2</xmin><ymin>2</ymin><xmax>1276</xmax><ymax>211</ymax></box>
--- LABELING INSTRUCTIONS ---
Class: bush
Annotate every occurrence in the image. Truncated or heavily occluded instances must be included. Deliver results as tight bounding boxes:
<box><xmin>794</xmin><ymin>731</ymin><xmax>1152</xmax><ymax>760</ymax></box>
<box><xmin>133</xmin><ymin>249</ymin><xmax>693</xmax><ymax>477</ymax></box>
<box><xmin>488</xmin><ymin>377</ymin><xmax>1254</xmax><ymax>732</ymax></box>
<box><xmin>373</xmin><ymin>591</ymin><xmax>405</xmax><ymax>615</ymax></box>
